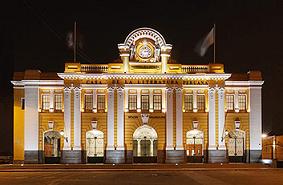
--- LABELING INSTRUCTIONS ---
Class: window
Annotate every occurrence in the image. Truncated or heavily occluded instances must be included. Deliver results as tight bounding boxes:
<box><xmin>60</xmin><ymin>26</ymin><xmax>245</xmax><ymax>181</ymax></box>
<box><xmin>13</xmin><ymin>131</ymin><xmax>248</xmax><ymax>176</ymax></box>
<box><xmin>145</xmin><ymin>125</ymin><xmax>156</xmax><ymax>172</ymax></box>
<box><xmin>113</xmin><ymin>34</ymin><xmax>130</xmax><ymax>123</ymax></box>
<box><xmin>97</xmin><ymin>95</ymin><xmax>105</xmax><ymax>111</ymax></box>
<box><xmin>129</xmin><ymin>95</ymin><xmax>137</xmax><ymax>111</ymax></box>
<box><xmin>21</xmin><ymin>98</ymin><xmax>25</xmax><ymax>110</ymax></box>
<box><xmin>238</xmin><ymin>94</ymin><xmax>246</xmax><ymax>111</ymax></box>
<box><xmin>184</xmin><ymin>95</ymin><xmax>193</xmax><ymax>111</ymax></box>
<box><xmin>54</xmin><ymin>94</ymin><xmax>63</xmax><ymax>111</ymax></box>
<box><xmin>153</xmin><ymin>95</ymin><xmax>162</xmax><ymax>111</ymax></box>
<box><xmin>197</xmin><ymin>95</ymin><xmax>205</xmax><ymax>111</ymax></box>
<box><xmin>42</xmin><ymin>94</ymin><xmax>50</xmax><ymax>111</ymax></box>
<box><xmin>226</xmin><ymin>95</ymin><xmax>234</xmax><ymax>111</ymax></box>
<box><xmin>85</xmin><ymin>94</ymin><xmax>93</xmax><ymax>112</ymax></box>
<box><xmin>141</xmin><ymin>95</ymin><xmax>149</xmax><ymax>111</ymax></box>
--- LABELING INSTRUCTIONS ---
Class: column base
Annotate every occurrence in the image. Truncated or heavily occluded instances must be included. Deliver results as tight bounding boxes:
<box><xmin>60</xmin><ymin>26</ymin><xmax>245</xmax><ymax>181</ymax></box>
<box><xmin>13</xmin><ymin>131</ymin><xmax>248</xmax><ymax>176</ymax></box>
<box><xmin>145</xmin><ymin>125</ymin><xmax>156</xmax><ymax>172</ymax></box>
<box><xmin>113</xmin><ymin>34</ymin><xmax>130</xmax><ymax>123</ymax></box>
<box><xmin>249</xmin><ymin>150</ymin><xmax>262</xmax><ymax>163</ymax></box>
<box><xmin>24</xmin><ymin>150</ymin><xmax>44</xmax><ymax>164</ymax></box>
<box><xmin>105</xmin><ymin>150</ymin><xmax>125</xmax><ymax>164</ymax></box>
<box><xmin>165</xmin><ymin>150</ymin><xmax>185</xmax><ymax>163</ymax></box>
<box><xmin>61</xmin><ymin>150</ymin><xmax>82</xmax><ymax>164</ymax></box>
<box><xmin>207</xmin><ymin>150</ymin><xmax>227</xmax><ymax>163</ymax></box>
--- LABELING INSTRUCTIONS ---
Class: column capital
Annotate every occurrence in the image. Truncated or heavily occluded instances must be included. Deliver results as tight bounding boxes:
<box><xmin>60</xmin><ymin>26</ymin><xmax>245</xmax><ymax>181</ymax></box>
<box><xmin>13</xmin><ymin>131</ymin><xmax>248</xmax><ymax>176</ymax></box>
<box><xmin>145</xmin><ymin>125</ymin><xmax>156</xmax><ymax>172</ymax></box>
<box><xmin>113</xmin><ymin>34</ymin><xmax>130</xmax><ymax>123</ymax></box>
<box><xmin>175</xmin><ymin>87</ymin><xmax>183</xmax><ymax>94</ymax></box>
<box><xmin>73</xmin><ymin>86</ymin><xmax>82</xmax><ymax>92</ymax></box>
<box><xmin>107</xmin><ymin>86</ymin><xmax>115</xmax><ymax>93</ymax></box>
<box><xmin>64</xmin><ymin>87</ymin><xmax>72</xmax><ymax>93</ymax></box>
<box><xmin>166</xmin><ymin>87</ymin><xmax>173</xmax><ymax>93</ymax></box>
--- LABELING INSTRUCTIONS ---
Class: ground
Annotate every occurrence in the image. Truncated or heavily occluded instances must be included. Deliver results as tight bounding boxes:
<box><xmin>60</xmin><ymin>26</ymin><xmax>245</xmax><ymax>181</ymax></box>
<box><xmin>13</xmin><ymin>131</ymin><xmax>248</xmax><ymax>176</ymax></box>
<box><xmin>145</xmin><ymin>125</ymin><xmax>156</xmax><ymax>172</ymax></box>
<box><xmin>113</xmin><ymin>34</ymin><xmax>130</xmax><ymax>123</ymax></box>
<box><xmin>0</xmin><ymin>164</ymin><xmax>282</xmax><ymax>185</ymax></box>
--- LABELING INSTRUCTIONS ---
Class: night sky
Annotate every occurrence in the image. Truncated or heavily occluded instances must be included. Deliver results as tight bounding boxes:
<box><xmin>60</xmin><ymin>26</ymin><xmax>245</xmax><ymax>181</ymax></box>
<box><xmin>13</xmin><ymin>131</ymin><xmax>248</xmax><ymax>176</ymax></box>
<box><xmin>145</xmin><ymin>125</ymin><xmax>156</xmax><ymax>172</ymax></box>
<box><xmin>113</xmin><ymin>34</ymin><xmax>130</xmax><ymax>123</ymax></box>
<box><xmin>0</xmin><ymin>0</ymin><xmax>283</xmax><ymax>155</ymax></box>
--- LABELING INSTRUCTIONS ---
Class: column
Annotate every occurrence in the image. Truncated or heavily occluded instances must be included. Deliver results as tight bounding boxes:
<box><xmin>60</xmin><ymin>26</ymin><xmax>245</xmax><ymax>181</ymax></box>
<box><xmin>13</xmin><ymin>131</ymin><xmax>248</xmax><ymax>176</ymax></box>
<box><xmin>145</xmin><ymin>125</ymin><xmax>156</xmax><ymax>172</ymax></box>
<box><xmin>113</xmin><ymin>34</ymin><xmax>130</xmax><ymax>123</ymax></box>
<box><xmin>208</xmin><ymin>88</ymin><xmax>216</xmax><ymax>150</ymax></box>
<box><xmin>150</xmin><ymin>139</ymin><xmax>154</xmax><ymax>156</ymax></box>
<box><xmin>117</xmin><ymin>87</ymin><xmax>125</xmax><ymax>150</ymax></box>
<box><xmin>149</xmin><ymin>89</ymin><xmax>154</xmax><ymax>112</ymax></box>
<box><xmin>234</xmin><ymin>90</ymin><xmax>239</xmax><ymax>112</ymax></box>
<box><xmin>73</xmin><ymin>87</ymin><xmax>81</xmax><ymax>150</ymax></box>
<box><xmin>137</xmin><ymin>139</ymin><xmax>141</xmax><ymax>156</ymax></box>
<box><xmin>24</xmin><ymin>86</ymin><xmax>39</xmax><ymax>151</ymax></box>
<box><xmin>93</xmin><ymin>89</ymin><xmax>97</xmax><ymax>113</ymax></box>
<box><xmin>249</xmin><ymin>86</ymin><xmax>262</xmax><ymax>151</ymax></box>
<box><xmin>161</xmin><ymin>53</ymin><xmax>169</xmax><ymax>73</ymax></box>
<box><xmin>106</xmin><ymin>87</ymin><xmax>115</xmax><ymax>150</ymax></box>
<box><xmin>175</xmin><ymin>88</ymin><xmax>183</xmax><ymax>150</ymax></box>
<box><xmin>162</xmin><ymin>89</ymin><xmax>166</xmax><ymax>112</ymax></box>
<box><xmin>124</xmin><ymin>89</ymin><xmax>129</xmax><ymax>112</ymax></box>
<box><xmin>193</xmin><ymin>89</ymin><xmax>197</xmax><ymax>112</ymax></box>
<box><xmin>218</xmin><ymin>87</ymin><xmax>226</xmax><ymax>150</ymax></box>
<box><xmin>49</xmin><ymin>89</ymin><xmax>54</xmax><ymax>112</ymax></box>
<box><xmin>137</xmin><ymin>89</ymin><xmax>141</xmax><ymax>112</ymax></box>
<box><xmin>63</xmin><ymin>87</ymin><xmax>71</xmax><ymax>150</ymax></box>
<box><xmin>166</xmin><ymin>88</ymin><xmax>174</xmax><ymax>150</ymax></box>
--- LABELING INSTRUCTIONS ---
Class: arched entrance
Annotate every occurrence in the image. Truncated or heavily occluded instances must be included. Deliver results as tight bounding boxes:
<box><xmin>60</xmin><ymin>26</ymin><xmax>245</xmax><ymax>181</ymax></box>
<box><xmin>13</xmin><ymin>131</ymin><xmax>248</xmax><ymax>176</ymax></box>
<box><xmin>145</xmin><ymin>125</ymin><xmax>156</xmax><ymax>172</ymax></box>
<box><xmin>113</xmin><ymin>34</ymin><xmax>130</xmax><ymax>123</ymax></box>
<box><xmin>133</xmin><ymin>124</ymin><xmax>158</xmax><ymax>163</ymax></box>
<box><xmin>86</xmin><ymin>129</ymin><xmax>104</xmax><ymax>163</ymax></box>
<box><xmin>44</xmin><ymin>131</ymin><xmax>61</xmax><ymax>163</ymax></box>
<box><xmin>186</xmin><ymin>129</ymin><xmax>204</xmax><ymax>163</ymax></box>
<box><xmin>227</xmin><ymin>129</ymin><xmax>245</xmax><ymax>162</ymax></box>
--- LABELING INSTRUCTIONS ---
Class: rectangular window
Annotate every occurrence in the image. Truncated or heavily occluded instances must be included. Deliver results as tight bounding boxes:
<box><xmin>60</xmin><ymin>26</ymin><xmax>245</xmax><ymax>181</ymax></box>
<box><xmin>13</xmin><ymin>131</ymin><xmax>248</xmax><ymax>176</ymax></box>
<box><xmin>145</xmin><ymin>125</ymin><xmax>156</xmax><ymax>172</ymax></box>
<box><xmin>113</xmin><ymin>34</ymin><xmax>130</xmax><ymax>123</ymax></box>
<box><xmin>97</xmin><ymin>95</ymin><xmax>105</xmax><ymax>111</ymax></box>
<box><xmin>42</xmin><ymin>94</ymin><xmax>50</xmax><ymax>111</ymax></box>
<box><xmin>85</xmin><ymin>94</ymin><xmax>93</xmax><ymax>112</ymax></box>
<box><xmin>21</xmin><ymin>98</ymin><xmax>25</xmax><ymax>110</ymax></box>
<box><xmin>54</xmin><ymin>94</ymin><xmax>63</xmax><ymax>111</ymax></box>
<box><xmin>238</xmin><ymin>94</ymin><xmax>246</xmax><ymax>111</ymax></box>
<box><xmin>153</xmin><ymin>95</ymin><xmax>162</xmax><ymax>111</ymax></box>
<box><xmin>128</xmin><ymin>95</ymin><xmax>137</xmax><ymax>111</ymax></box>
<box><xmin>141</xmin><ymin>95</ymin><xmax>149</xmax><ymax>111</ymax></box>
<box><xmin>184</xmin><ymin>94</ymin><xmax>193</xmax><ymax>111</ymax></box>
<box><xmin>197</xmin><ymin>95</ymin><xmax>205</xmax><ymax>111</ymax></box>
<box><xmin>226</xmin><ymin>94</ymin><xmax>234</xmax><ymax>111</ymax></box>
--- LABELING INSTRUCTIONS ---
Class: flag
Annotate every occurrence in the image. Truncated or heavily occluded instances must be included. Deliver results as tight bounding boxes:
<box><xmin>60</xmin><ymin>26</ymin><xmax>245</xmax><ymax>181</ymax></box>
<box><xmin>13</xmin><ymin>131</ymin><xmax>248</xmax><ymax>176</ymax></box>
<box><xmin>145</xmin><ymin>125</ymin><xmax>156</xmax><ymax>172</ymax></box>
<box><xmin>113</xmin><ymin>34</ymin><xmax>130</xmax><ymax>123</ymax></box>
<box><xmin>195</xmin><ymin>27</ymin><xmax>214</xmax><ymax>56</ymax></box>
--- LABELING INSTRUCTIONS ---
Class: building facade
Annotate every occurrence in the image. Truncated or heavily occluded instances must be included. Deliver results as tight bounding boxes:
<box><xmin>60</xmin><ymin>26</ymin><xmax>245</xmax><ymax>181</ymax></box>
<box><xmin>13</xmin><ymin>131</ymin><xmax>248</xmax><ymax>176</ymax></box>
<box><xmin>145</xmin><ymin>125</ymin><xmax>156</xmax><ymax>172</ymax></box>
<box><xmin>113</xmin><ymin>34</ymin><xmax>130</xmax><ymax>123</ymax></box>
<box><xmin>12</xmin><ymin>28</ymin><xmax>264</xmax><ymax>164</ymax></box>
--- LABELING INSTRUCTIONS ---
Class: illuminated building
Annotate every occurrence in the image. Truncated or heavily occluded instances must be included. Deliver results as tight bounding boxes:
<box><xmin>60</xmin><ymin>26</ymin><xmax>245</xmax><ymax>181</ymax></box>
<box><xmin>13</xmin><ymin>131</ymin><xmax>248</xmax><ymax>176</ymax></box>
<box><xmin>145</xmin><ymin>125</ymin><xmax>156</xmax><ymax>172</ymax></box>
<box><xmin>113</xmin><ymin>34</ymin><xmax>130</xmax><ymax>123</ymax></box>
<box><xmin>12</xmin><ymin>28</ymin><xmax>264</xmax><ymax>164</ymax></box>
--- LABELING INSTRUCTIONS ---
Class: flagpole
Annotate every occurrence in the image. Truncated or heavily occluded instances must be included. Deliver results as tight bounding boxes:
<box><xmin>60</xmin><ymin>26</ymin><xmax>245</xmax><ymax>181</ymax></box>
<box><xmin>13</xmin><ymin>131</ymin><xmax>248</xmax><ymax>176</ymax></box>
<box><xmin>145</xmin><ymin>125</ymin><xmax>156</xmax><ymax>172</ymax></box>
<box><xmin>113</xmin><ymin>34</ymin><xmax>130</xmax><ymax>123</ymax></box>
<box><xmin>74</xmin><ymin>21</ymin><xmax>77</xmax><ymax>62</ymax></box>
<box><xmin>213</xmin><ymin>23</ymin><xmax>216</xmax><ymax>64</ymax></box>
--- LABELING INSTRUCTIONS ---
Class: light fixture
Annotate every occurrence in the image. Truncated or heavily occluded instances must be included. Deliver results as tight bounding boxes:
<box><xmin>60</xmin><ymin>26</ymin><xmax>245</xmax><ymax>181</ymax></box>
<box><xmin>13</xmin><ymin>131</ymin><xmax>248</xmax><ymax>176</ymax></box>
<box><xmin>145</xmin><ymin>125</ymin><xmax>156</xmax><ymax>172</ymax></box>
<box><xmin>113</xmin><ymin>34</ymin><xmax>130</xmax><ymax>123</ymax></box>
<box><xmin>60</xmin><ymin>130</ymin><xmax>64</xmax><ymax>136</ymax></box>
<box><xmin>261</xmin><ymin>133</ymin><xmax>268</xmax><ymax>138</ymax></box>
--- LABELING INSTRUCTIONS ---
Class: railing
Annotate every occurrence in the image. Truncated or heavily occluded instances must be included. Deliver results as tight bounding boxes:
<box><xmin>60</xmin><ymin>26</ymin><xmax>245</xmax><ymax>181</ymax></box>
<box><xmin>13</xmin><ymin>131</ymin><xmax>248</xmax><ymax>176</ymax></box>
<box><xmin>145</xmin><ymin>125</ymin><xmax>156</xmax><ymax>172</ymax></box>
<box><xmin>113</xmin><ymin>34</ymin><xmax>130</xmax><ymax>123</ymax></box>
<box><xmin>80</xmin><ymin>64</ymin><xmax>108</xmax><ymax>73</ymax></box>
<box><xmin>181</xmin><ymin>65</ymin><xmax>209</xmax><ymax>73</ymax></box>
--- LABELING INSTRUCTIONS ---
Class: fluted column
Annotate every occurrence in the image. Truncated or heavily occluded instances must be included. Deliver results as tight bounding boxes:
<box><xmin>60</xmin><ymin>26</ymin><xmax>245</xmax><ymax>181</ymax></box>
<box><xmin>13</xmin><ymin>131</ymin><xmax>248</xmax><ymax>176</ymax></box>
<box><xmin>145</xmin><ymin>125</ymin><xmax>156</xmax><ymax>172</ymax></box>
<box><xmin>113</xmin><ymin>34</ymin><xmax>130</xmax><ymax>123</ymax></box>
<box><xmin>124</xmin><ymin>89</ymin><xmax>129</xmax><ymax>112</ymax></box>
<box><xmin>73</xmin><ymin>87</ymin><xmax>81</xmax><ymax>150</ymax></box>
<box><xmin>106</xmin><ymin>87</ymin><xmax>115</xmax><ymax>150</ymax></box>
<box><xmin>175</xmin><ymin>88</ymin><xmax>183</xmax><ymax>150</ymax></box>
<box><xmin>117</xmin><ymin>87</ymin><xmax>124</xmax><ymax>150</ymax></box>
<box><xmin>166</xmin><ymin>87</ymin><xmax>174</xmax><ymax>150</ymax></box>
<box><xmin>218</xmin><ymin>87</ymin><xmax>226</xmax><ymax>150</ymax></box>
<box><xmin>63</xmin><ymin>87</ymin><xmax>71</xmax><ymax>150</ymax></box>
<box><xmin>162</xmin><ymin>89</ymin><xmax>166</xmax><ymax>112</ymax></box>
<box><xmin>208</xmin><ymin>88</ymin><xmax>216</xmax><ymax>150</ymax></box>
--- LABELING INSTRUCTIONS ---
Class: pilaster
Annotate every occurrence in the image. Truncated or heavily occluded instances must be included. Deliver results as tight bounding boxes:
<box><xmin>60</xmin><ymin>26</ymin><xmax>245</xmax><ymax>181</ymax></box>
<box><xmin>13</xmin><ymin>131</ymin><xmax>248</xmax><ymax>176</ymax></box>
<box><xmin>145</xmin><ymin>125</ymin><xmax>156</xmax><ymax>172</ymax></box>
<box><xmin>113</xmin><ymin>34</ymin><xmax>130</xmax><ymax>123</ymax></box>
<box><xmin>175</xmin><ymin>88</ymin><xmax>183</xmax><ymax>150</ymax></box>
<box><xmin>166</xmin><ymin>87</ymin><xmax>174</xmax><ymax>150</ymax></box>
<box><xmin>73</xmin><ymin>87</ymin><xmax>81</xmax><ymax>150</ymax></box>
<box><xmin>117</xmin><ymin>87</ymin><xmax>125</xmax><ymax>150</ymax></box>
<box><xmin>106</xmin><ymin>87</ymin><xmax>115</xmax><ymax>150</ymax></box>
<box><xmin>63</xmin><ymin>87</ymin><xmax>71</xmax><ymax>150</ymax></box>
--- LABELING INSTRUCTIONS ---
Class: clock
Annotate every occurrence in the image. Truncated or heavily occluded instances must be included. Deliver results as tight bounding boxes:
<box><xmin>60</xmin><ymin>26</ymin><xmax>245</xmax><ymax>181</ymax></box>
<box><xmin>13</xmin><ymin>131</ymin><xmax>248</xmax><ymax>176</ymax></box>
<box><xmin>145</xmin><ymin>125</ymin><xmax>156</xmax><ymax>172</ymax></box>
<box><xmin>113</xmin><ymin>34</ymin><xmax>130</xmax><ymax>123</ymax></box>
<box><xmin>138</xmin><ymin>45</ymin><xmax>152</xmax><ymax>58</ymax></box>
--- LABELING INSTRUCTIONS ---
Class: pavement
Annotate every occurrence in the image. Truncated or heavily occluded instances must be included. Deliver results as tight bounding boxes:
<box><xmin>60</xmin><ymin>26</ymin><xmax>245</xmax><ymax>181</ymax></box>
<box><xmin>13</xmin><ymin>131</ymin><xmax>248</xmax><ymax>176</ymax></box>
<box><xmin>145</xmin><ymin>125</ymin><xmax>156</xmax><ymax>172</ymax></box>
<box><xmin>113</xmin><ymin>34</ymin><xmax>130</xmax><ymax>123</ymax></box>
<box><xmin>0</xmin><ymin>167</ymin><xmax>282</xmax><ymax>185</ymax></box>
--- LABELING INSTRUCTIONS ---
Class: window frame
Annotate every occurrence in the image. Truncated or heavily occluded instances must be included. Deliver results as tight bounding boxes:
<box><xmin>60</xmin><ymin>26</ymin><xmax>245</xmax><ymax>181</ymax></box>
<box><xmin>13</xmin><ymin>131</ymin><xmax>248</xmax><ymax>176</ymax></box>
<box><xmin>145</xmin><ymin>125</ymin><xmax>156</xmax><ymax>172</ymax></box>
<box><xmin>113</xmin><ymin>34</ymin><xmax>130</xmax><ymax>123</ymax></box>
<box><xmin>184</xmin><ymin>94</ymin><xmax>193</xmax><ymax>112</ymax></box>
<box><xmin>196</xmin><ymin>94</ymin><xmax>205</xmax><ymax>112</ymax></box>
<box><xmin>141</xmin><ymin>95</ymin><xmax>149</xmax><ymax>111</ymax></box>
<box><xmin>97</xmin><ymin>94</ymin><xmax>105</xmax><ymax>112</ymax></box>
<box><xmin>84</xmin><ymin>94</ymin><xmax>93</xmax><ymax>112</ymax></box>
<box><xmin>238</xmin><ymin>94</ymin><xmax>247</xmax><ymax>111</ymax></box>
<box><xmin>128</xmin><ymin>94</ymin><xmax>137</xmax><ymax>111</ymax></box>
<box><xmin>226</xmin><ymin>94</ymin><xmax>235</xmax><ymax>111</ymax></box>
<box><xmin>54</xmin><ymin>94</ymin><xmax>63</xmax><ymax>111</ymax></box>
<box><xmin>153</xmin><ymin>94</ymin><xmax>162</xmax><ymax>111</ymax></box>
<box><xmin>41</xmin><ymin>94</ymin><xmax>50</xmax><ymax>111</ymax></box>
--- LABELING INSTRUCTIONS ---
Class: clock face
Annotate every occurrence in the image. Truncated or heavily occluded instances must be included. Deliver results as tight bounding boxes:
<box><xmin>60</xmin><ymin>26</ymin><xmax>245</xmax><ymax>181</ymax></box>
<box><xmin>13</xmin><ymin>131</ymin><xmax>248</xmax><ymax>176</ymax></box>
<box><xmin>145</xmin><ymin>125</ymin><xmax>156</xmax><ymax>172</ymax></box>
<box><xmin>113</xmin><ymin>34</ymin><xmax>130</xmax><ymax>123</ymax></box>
<box><xmin>138</xmin><ymin>45</ymin><xmax>152</xmax><ymax>58</ymax></box>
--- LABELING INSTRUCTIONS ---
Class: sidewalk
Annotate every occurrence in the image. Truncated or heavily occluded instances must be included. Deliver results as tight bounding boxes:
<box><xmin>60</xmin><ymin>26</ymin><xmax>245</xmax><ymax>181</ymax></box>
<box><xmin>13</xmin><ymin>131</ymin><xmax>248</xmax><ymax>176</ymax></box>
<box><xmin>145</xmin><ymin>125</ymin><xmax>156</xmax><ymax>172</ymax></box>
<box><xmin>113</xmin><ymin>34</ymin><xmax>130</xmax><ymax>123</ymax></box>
<box><xmin>0</xmin><ymin>163</ymin><xmax>272</xmax><ymax>172</ymax></box>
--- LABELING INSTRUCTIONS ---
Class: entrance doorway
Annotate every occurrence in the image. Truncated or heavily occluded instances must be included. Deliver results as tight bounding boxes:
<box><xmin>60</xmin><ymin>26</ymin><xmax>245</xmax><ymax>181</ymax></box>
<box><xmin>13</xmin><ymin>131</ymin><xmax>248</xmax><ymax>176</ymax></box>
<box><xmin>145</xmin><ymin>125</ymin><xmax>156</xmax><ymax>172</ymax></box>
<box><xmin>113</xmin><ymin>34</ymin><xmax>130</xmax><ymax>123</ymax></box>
<box><xmin>44</xmin><ymin>131</ymin><xmax>61</xmax><ymax>163</ymax></box>
<box><xmin>186</xmin><ymin>129</ymin><xmax>204</xmax><ymax>163</ymax></box>
<box><xmin>133</xmin><ymin>125</ymin><xmax>158</xmax><ymax>163</ymax></box>
<box><xmin>227</xmin><ymin>129</ymin><xmax>245</xmax><ymax>162</ymax></box>
<box><xmin>86</xmin><ymin>129</ymin><xmax>104</xmax><ymax>163</ymax></box>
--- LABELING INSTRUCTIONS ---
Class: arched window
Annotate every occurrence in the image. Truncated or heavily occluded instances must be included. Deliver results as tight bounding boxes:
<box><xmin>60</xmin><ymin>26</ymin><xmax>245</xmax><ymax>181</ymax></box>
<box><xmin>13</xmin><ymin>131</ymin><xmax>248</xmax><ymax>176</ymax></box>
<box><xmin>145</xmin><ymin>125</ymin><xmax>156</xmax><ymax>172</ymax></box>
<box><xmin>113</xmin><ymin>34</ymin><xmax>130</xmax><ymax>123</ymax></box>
<box><xmin>86</xmin><ymin>129</ymin><xmax>104</xmax><ymax>157</ymax></box>
<box><xmin>44</xmin><ymin>131</ymin><xmax>61</xmax><ymax>157</ymax></box>
<box><xmin>186</xmin><ymin>129</ymin><xmax>204</xmax><ymax>156</ymax></box>
<box><xmin>133</xmin><ymin>125</ymin><xmax>158</xmax><ymax>157</ymax></box>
